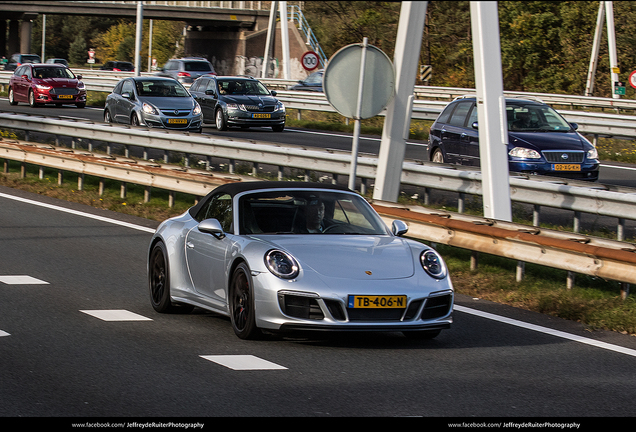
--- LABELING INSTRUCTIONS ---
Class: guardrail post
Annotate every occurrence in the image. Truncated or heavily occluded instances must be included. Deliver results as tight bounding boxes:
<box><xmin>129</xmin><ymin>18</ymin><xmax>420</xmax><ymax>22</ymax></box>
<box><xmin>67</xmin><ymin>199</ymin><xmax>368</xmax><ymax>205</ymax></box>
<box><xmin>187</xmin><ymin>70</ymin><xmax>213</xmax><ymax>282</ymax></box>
<box><xmin>533</xmin><ymin>205</ymin><xmax>540</xmax><ymax>226</ymax></box>
<box><xmin>2</xmin><ymin>159</ymin><xmax>7</xmax><ymax>174</ymax></box>
<box><xmin>78</xmin><ymin>173</ymin><xmax>85</xmax><ymax>191</ymax></box>
<box><xmin>57</xmin><ymin>169</ymin><xmax>63</xmax><ymax>185</ymax></box>
<box><xmin>516</xmin><ymin>261</ymin><xmax>525</xmax><ymax>282</ymax></box>
<box><xmin>144</xmin><ymin>186</ymin><xmax>151</xmax><ymax>203</ymax></box>
<box><xmin>618</xmin><ymin>218</ymin><xmax>626</xmax><ymax>241</ymax></box>
<box><xmin>621</xmin><ymin>283</ymin><xmax>630</xmax><ymax>300</ymax></box>
<box><xmin>121</xmin><ymin>182</ymin><xmax>127</xmax><ymax>199</ymax></box>
<box><xmin>470</xmin><ymin>251</ymin><xmax>478</xmax><ymax>271</ymax></box>
<box><xmin>169</xmin><ymin>192</ymin><xmax>175</xmax><ymax>208</ymax></box>
<box><xmin>252</xmin><ymin>162</ymin><xmax>259</xmax><ymax>176</ymax></box>
<box><xmin>278</xmin><ymin>166</ymin><xmax>284</xmax><ymax>181</ymax></box>
<box><xmin>39</xmin><ymin>166</ymin><xmax>44</xmax><ymax>179</ymax></box>
<box><xmin>360</xmin><ymin>178</ymin><xmax>367</xmax><ymax>195</ymax></box>
<box><xmin>229</xmin><ymin>159</ymin><xmax>235</xmax><ymax>174</ymax></box>
<box><xmin>332</xmin><ymin>173</ymin><xmax>338</xmax><ymax>185</ymax></box>
<box><xmin>458</xmin><ymin>193</ymin><xmax>465</xmax><ymax>213</ymax></box>
<box><xmin>20</xmin><ymin>162</ymin><xmax>26</xmax><ymax>178</ymax></box>
<box><xmin>567</xmin><ymin>271</ymin><xmax>575</xmax><ymax>289</ymax></box>
<box><xmin>573</xmin><ymin>211</ymin><xmax>581</xmax><ymax>233</ymax></box>
<box><xmin>99</xmin><ymin>178</ymin><xmax>105</xmax><ymax>196</ymax></box>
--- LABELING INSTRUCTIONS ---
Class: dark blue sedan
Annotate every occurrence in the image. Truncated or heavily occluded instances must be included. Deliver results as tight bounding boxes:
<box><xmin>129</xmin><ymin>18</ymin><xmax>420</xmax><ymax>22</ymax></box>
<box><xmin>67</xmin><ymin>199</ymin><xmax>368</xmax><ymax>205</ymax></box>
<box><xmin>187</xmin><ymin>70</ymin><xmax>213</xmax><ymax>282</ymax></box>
<box><xmin>427</xmin><ymin>97</ymin><xmax>599</xmax><ymax>181</ymax></box>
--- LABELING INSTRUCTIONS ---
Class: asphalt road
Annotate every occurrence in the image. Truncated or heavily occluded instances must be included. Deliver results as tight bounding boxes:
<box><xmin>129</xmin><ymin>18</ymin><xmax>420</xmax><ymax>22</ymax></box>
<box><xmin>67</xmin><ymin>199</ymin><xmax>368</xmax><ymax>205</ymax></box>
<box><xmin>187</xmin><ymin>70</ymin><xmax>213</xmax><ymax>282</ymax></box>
<box><xmin>1</xmin><ymin>185</ymin><xmax>636</xmax><ymax>422</ymax></box>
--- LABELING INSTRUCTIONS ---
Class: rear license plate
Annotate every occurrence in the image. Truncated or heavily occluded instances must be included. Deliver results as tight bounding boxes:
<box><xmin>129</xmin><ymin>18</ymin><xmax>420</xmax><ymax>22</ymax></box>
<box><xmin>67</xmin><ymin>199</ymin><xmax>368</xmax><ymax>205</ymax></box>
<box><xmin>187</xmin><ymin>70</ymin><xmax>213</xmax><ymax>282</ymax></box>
<box><xmin>57</xmin><ymin>95</ymin><xmax>73</xmax><ymax>99</ymax></box>
<box><xmin>252</xmin><ymin>113</ymin><xmax>271</xmax><ymax>119</ymax></box>
<box><xmin>348</xmin><ymin>295</ymin><xmax>406</xmax><ymax>309</ymax></box>
<box><xmin>167</xmin><ymin>118</ymin><xmax>187</xmax><ymax>124</ymax></box>
<box><xmin>553</xmin><ymin>164</ymin><xmax>581</xmax><ymax>171</ymax></box>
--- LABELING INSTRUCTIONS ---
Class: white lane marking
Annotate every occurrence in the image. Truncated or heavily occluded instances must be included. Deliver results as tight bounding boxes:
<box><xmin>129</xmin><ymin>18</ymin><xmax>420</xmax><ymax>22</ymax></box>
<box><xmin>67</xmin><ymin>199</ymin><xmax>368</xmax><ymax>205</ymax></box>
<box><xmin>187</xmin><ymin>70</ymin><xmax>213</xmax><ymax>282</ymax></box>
<box><xmin>0</xmin><ymin>275</ymin><xmax>49</xmax><ymax>285</ymax></box>
<box><xmin>0</xmin><ymin>330</ymin><xmax>10</xmax><ymax>337</ymax></box>
<box><xmin>80</xmin><ymin>310</ymin><xmax>153</xmax><ymax>321</ymax></box>
<box><xmin>455</xmin><ymin>305</ymin><xmax>636</xmax><ymax>358</ymax></box>
<box><xmin>0</xmin><ymin>192</ymin><xmax>156</xmax><ymax>233</ymax></box>
<box><xmin>601</xmin><ymin>163</ymin><xmax>636</xmax><ymax>171</ymax></box>
<box><xmin>200</xmin><ymin>355</ymin><xmax>288</xmax><ymax>370</ymax></box>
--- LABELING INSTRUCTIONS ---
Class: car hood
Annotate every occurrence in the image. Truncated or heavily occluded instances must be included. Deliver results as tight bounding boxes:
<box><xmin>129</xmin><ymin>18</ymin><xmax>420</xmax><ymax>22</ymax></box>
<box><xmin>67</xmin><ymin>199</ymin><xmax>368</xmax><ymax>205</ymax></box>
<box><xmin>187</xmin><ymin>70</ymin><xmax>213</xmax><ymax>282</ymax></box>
<box><xmin>508</xmin><ymin>131</ymin><xmax>588</xmax><ymax>151</ymax></box>
<box><xmin>259</xmin><ymin>235</ymin><xmax>415</xmax><ymax>280</ymax></box>
<box><xmin>223</xmin><ymin>95</ymin><xmax>278</xmax><ymax>105</ymax></box>
<box><xmin>35</xmin><ymin>78</ymin><xmax>78</xmax><ymax>86</ymax></box>
<box><xmin>139</xmin><ymin>97</ymin><xmax>196</xmax><ymax>110</ymax></box>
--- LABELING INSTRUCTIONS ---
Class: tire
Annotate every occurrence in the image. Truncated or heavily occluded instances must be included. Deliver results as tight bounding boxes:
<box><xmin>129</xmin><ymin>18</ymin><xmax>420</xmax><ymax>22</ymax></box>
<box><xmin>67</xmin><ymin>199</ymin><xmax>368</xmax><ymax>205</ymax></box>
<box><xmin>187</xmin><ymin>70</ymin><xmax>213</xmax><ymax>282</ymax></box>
<box><xmin>28</xmin><ymin>89</ymin><xmax>39</xmax><ymax>107</ymax></box>
<box><xmin>131</xmin><ymin>113</ymin><xmax>140</xmax><ymax>126</ymax></box>
<box><xmin>402</xmin><ymin>329</ymin><xmax>441</xmax><ymax>340</ymax></box>
<box><xmin>272</xmin><ymin>124</ymin><xmax>285</xmax><ymax>132</ymax></box>
<box><xmin>431</xmin><ymin>148</ymin><xmax>445</xmax><ymax>164</ymax></box>
<box><xmin>215</xmin><ymin>108</ymin><xmax>227</xmax><ymax>131</ymax></box>
<box><xmin>148</xmin><ymin>241</ymin><xmax>193</xmax><ymax>314</ymax></box>
<box><xmin>229</xmin><ymin>262</ymin><xmax>262</xmax><ymax>340</ymax></box>
<box><xmin>8</xmin><ymin>87</ymin><xmax>17</xmax><ymax>106</ymax></box>
<box><xmin>104</xmin><ymin>109</ymin><xmax>113</xmax><ymax>123</ymax></box>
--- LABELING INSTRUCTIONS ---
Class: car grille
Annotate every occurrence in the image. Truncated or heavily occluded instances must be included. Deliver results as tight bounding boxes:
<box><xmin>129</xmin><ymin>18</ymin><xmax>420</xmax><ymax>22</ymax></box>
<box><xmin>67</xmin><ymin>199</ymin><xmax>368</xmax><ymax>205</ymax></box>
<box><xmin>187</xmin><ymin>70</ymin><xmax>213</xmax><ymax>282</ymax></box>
<box><xmin>420</xmin><ymin>294</ymin><xmax>453</xmax><ymax>320</ymax></box>
<box><xmin>279</xmin><ymin>294</ymin><xmax>324</xmax><ymax>320</ymax></box>
<box><xmin>50</xmin><ymin>88</ymin><xmax>78</xmax><ymax>95</ymax></box>
<box><xmin>160</xmin><ymin>109</ymin><xmax>191</xmax><ymax>117</ymax></box>
<box><xmin>244</xmin><ymin>105</ymin><xmax>275</xmax><ymax>112</ymax></box>
<box><xmin>542</xmin><ymin>150</ymin><xmax>585</xmax><ymax>163</ymax></box>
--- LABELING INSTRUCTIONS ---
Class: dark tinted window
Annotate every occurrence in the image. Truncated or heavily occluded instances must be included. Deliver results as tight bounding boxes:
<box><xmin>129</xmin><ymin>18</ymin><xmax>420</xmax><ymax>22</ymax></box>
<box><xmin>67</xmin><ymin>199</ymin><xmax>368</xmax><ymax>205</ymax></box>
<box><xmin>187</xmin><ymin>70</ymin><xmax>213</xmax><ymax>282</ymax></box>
<box><xmin>436</xmin><ymin>104</ymin><xmax>455</xmax><ymax>124</ymax></box>
<box><xmin>448</xmin><ymin>101</ymin><xmax>472</xmax><ymax>127</ymax></box>
<box><xmin>195</xmin><ymin>193</ymin><xmax>233</xmax><ymax>233</ymax></box>
<box><xmin>184</xmin><ymin>61</ymin><xmax>212</xmax><ymax>72</ymax></box>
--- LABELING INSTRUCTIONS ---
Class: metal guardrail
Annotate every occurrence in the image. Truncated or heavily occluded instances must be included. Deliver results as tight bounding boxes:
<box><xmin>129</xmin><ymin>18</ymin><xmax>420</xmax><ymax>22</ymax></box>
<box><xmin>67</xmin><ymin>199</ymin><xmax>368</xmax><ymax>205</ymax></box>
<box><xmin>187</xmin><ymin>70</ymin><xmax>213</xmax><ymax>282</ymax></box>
<box><xmin>2</xmin><ymin>70</ymin><xmax>635</xmax><ymax>137</ymax></box>
<box><xmin>2</xmin><ymin>111</ymin><xmax>636</xmax><ymax>227</ymax></box>
<box><xmin>2</xmin><ymin>137</ymin><xmax>635</xmax><ymax>295</ymax></box>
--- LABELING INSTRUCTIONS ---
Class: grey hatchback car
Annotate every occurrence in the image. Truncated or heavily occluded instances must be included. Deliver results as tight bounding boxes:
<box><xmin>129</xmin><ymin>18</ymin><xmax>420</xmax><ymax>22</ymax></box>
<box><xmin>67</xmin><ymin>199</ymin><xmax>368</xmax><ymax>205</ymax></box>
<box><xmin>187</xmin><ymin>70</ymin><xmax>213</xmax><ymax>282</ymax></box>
<box><xmin>104</xmin><ymin>76</ymin><xmax>202</xmax><ymax>132</ymax></box>
<box><xmin>156</xmin><ymin>57</ymin><xmax>216</xmax><ymax>84</ymax></box>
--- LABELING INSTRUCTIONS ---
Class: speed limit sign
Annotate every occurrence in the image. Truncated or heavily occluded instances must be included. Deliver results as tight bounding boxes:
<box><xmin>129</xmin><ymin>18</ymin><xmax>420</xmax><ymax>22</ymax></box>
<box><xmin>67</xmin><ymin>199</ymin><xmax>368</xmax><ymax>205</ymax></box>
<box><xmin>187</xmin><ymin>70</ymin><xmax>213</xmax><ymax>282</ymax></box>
<box><xmin>629</xmin><ymin>70</ymin><xmax>636</xmax><ymax>89</ymax></box>
<box><xmin>301</xmin><ymin>51</ymin><xmax>319</xmax><ymax>71</ymax></box>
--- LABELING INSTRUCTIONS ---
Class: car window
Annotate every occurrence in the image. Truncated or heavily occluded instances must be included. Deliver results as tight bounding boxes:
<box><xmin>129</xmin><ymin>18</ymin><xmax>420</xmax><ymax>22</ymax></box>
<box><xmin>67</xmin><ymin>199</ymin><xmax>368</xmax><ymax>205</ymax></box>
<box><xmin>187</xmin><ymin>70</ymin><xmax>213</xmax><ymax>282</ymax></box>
<box><xmin>190</xmin><ymin>79</ymin><xmax>203</xmax><ymax>92</ymax></box>
<box><xmin>113</xmin><ymin>81</ymin><xmax>123</xmax><ymax>94</ymax></box>
<box><xmin>184</xmin><ymin>61</ymin><xmax>212</xmax><ymax>72</ymax></box>
<box><xmin>206</xmin><ymin>79</ymin><xmax>217</xmax><ymax>92</ymax></box>
<box><xmin>136</xmin><ymin>80</ymin><xmax>190</xmax><ymax>97</ymax></box>
<box><xmin>121</xmin><ymin>79</ymin><xmax>135</xmax><ymax>95</ymax></box>
<box><xmin>508</xmin><ymin>104</ymin><xmax>571</xmax><ymax>132</ymax></box>
<box><xmin>306</xmin><ymin>72</ymin><xmax>323</xmax><ymax>84</ymax></box>
<box><xmin>466</xmin><ymin>105</ymin><xmax>478</xmax><ymax>127</ymax></box>
<box><xmin>21</xmin><ymin>55</ymin><xmax>40</xmax><ymax>64</ymax></box>
<box><xmin>436</xmin><ymin>104</ymin><xmax>455</xmax><ymax>124</ymax></box>
<box><xmin>14</xmin><ymin>66</ymin><xmax>25</xmax><ymax>76</ymax></box>
<box><xmin>238</xmin><ymin>191</ymin><xmax>387</xmax><ymax>235</ymax></box>
<box><xmin>196</xmin><ymin>193</ymin><xmax>233</xmax><ymax>232</ymax></box>
<box><xmin>217</xmin><ymin>79</ymin><xmax>269</xmax><ymax>96</ymax></box>
<box><xmin>448</xmin><ymin>101</ymin><xmax>472</xmax><ymax>127</ymax></box>
<box><xmin>33</xmin><ymin>67</ymin><xmax>75</xmax><ymax>79</ymax></box>
<box><xmin>164</xmin><ymin>61</ymin><xmax>177</xmax><ymax>71</ymax></box>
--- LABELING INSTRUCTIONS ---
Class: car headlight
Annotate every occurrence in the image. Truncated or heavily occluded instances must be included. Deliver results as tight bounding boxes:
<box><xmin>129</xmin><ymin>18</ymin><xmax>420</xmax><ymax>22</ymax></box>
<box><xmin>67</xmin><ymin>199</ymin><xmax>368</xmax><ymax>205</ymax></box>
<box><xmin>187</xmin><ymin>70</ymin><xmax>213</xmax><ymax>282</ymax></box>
<box><xmin>509</xmin><ymin>147</ymin><xmax>541</xmax><ymax>159</ymax></box>
<box><xmin>587</xmin><ymin>148</ymin><xmax>598</xmax><ymax>160</ymax></box>
<box><xmin>420</xmin><ymin>250</ymin><xmax>447</xmax><ymax>279</ymax></box>
<box><xmin>193</xmin><ymin>102</ymin><xmax>201</xmax><ymax>115</ymax></box>
<box><xmin>77</xmin><ymin>82</ymin><xmax>85</xmax><ymax>90</ymax></box>
<box><xmin>274</xmin><ymin>102</ymin><xmax>285</xmax><ymax>112</ymax></box>
<box><xmin>142</xmin><ymin>102</ymin><xmax>158</xmax><ymax>115</ymax></box>
<box><xmin>265</xmin><ymin>249</ymin><xmax>299</xmax><ymax>279</ymax></box>
<box><xmin>226</xmin><ymin>103</ymin><xmax>246</xmax><ymax>111</ymax></box>
<box><xmin>35</xmin><ymin>84</ymin><xmax>52</xmax><ymax>91</ymax></box>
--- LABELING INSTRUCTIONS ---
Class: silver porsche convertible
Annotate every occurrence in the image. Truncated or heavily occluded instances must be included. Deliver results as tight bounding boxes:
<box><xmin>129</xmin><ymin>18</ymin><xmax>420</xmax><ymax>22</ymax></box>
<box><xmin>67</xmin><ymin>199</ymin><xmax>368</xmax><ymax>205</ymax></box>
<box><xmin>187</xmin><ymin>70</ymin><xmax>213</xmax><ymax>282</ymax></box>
<box><xmin>147</xmin><ymin>182</ymin><xmax>454</xmax><ymax>340</ymax></box>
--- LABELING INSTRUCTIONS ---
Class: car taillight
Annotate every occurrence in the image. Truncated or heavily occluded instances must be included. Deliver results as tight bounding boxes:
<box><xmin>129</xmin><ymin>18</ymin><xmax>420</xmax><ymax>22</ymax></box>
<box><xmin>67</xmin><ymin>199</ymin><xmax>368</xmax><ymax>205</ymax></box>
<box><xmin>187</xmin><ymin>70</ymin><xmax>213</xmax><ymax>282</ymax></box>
<box><xmin>178</xmin><ymin>72</ymin><xmax>191</xmax><ymax>77</ymax></box>
<box><xmin>113</xmin><ymin>68</ymin><xmax>121</xmax><ymax>71</ymax></box>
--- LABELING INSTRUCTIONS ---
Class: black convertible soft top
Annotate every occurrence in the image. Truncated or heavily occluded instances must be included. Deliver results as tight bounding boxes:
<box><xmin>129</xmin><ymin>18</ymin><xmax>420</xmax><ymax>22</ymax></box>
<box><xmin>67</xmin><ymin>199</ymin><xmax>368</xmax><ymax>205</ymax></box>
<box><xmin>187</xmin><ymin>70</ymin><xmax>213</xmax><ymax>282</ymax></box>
<box><xmin>188</xmin><ymin>181</ymin><xmax>352</xmax><ymax>218</ymax></box>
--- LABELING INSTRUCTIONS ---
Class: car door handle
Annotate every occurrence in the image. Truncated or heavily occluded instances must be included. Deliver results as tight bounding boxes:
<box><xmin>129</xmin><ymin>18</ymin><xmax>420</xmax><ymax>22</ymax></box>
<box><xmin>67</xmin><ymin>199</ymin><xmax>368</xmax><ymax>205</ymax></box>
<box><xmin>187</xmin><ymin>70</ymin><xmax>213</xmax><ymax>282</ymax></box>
<box><xmin>186</xmin><ymin>242</ymin><xmax>194</xmax><ymax>249</ymax></box>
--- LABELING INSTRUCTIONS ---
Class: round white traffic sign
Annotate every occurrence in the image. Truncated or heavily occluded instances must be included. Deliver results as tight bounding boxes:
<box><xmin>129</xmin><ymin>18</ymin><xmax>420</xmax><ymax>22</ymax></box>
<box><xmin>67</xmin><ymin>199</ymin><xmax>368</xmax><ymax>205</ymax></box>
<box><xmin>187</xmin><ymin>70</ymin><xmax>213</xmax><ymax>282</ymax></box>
<box><xmin>301</xmin><ymin>51</ymin><xmax>320</xmax><ymax>71</ymax></box>
<box><xmin>629</xmin><ymin>70</ymin><xmax>636</xmax><ymax>89</ymax></box>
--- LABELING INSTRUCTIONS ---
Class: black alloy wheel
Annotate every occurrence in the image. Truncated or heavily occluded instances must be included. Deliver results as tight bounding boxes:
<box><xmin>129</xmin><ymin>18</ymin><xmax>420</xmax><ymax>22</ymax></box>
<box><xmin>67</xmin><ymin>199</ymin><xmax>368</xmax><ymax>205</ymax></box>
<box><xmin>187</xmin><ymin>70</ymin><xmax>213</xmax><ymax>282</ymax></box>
<box><xmin>229</xmin><ymin>262</ymin><xmax>261</xmax><ymax>339</ymax></box>
<box><xmin>149</xmin><ymin>241</ymin><xmax>193</xmax><ymax>313</ymax></box>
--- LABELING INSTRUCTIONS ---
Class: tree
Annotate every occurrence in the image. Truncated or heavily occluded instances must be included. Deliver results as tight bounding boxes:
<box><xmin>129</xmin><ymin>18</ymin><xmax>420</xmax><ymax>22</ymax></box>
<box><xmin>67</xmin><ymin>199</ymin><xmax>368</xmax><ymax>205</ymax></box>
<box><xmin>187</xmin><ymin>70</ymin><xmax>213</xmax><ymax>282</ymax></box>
<box><xmin>68</xmin><ymin>35</ymin><xmax>87</xmax><ymax>65</ymax></box>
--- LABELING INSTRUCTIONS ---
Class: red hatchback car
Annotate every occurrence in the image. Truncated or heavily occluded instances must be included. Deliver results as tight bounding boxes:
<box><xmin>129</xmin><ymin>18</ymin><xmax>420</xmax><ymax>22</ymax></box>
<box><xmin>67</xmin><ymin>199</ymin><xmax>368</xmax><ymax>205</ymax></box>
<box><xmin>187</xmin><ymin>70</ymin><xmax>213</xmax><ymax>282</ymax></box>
<box><xmin>8</xmin><ymin>63</ymin><xmax>87</xmax><ymax>108</ymax></box>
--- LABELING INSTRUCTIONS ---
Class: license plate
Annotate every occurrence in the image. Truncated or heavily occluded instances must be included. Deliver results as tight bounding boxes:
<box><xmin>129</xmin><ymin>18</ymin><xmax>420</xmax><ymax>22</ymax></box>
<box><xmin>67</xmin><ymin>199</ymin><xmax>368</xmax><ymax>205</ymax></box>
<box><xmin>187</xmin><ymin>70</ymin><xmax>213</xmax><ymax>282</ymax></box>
<box><xmin>57</xmin><ymin>95</ymin><xmax>73</xmax><ymax>99</ymax></box>
<box><xmin>553</xmin><ymin>164</ymin><xmax>581</xmax><ymax>171</ymax></box>
<box><xmin>167</xmin><ymin>118</ymin><xmax>187</xmax><ymax>124</ymax></box>
<box><xmin>348</xmin><ymin>295</ymin><xmax>406</xmax><ymax>309</ymax></box>
<box><xmin>252</xmin><ymin>113</ymin><xmax>271</xmax><ymax>119</ymax></box>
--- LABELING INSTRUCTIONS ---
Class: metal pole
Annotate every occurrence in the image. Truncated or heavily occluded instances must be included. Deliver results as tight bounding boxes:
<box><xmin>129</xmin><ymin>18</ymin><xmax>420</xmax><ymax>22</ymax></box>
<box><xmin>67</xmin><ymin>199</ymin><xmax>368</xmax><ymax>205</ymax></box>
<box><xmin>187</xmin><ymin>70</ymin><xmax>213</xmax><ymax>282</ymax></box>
<box><xmin>373</xmin><ymin>1</ymin><xmax>427</xmax><ymax>202</ymax></box>
<box><xmin>605</xmin><ymin>1</ymin><xmax>620</xmax><ymax>99</ymax></box>
<box><xmin>585</xmin><ymin>2</ymin><xmax>605</xmax><ymax>96</ymax></box>
<box><xmin>470</xmin><ymin>1</ymin><xmax>512</xmax><ymax>221</ymax></box>
<box><xmin>348</xmin><ymin>37</ymin><xmax>368</xmax><ymax>191</ymax></box>
<box><xmin>262</xmin><ymin>1</ymin><xmax>278</xmax><ymax>78</ymax></box>
<box><xmin>134</xmin><ymin>1</ymin><xmax>143</xmax><ymax>76</ymax></box>
<box><xmin>147</xmin><ymin>19</ymin><xmax>153</xmax><ymax>73</ymax></box>
<box><xmin>279</xmin><ymin>1</ymin><xmax>291</xmax><ymax>79</ymax></box>
<box><xmin>41</xmin><ymin>15</ymin><xmax>45</xmax><ymax>62</ymax></box>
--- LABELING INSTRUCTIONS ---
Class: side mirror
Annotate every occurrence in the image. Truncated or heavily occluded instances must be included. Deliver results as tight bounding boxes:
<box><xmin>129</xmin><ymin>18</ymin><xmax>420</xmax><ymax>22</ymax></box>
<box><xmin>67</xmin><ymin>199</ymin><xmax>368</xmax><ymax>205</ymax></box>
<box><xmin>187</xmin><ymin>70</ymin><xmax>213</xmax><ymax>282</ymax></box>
<box><xmin>392</xmin><ymin>220</ymin><xmax>409</xmax><ymax>237</ymax></box>
<box><xmin>471</xmin><ymin>121</ymin><xmax>478</xmax><ymax>129</ymax></box>
<box><xmin>76</xmin><ymin>74</ymin><xmax>83</xmax><ymax>80</ymax></box>
<box><xmin>205</xmin><ymin>89</ymin><xmax>216</xmax><ymax>96</ymax></box>
<box><xmin>270</xmin><ymin>90</ymin><xmax>277</xmax><ymax>96</ymax></box>
<box><xmin>198</xmin><ymin>218</ymin><xmax>225</xmax><ymax>239</ymax></box>
<box><xmin>121</xmin><ymin>92</ymin><xmax>132</xmax><ymax>99</ymax></box>
<box><xmin>570</xmin><ymin>122</ymin><xmax>579</xmax><ymax>130</ymax></box>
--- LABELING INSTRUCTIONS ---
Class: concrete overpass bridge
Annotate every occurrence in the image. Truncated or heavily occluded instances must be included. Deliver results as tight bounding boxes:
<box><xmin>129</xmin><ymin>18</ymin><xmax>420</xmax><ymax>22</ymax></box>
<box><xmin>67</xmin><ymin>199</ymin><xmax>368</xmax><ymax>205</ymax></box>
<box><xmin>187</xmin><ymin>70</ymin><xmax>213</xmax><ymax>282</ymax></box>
<box><xmin>0</xmin><ymin>1</ymin><xmax>314</xmax><ymax>78</ymax></box>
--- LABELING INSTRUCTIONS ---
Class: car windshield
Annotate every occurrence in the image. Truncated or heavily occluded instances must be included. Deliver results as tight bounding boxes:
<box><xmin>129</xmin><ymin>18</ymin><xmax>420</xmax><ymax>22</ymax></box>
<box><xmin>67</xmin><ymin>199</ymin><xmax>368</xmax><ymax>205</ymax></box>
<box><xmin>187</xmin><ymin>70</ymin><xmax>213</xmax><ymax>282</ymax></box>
<box><xmin>33</xmin><ymin>67</ymin><xmax>75</xmax><ymax>79</ymax></box>
<box><xmin>21</xmin><ymin>55</ymin><xmax>40</xmax><ymax>63</ymax></box>
<box><xmin>184</xmin><ymin>61</ymin><xmax>212</xmax><ymax>72</ymax></box>
<box><xmin>218</xmin><ymin>79</ymin><xmax>270</xmax><ymax>96</ymax></box>
<box><xmin>239</xmin><ymin>190</ymin><xmax>388</xmax><ymax>235</ymax></box>
<box><xmin>507</xmin><ymin>104</ymin><xmax>572</xmax><ymax>132</ymax></box>
<box><xmin>136</xmin><ymin>80</ymin><xmax>190</xmax><ymax>97</ymax></box>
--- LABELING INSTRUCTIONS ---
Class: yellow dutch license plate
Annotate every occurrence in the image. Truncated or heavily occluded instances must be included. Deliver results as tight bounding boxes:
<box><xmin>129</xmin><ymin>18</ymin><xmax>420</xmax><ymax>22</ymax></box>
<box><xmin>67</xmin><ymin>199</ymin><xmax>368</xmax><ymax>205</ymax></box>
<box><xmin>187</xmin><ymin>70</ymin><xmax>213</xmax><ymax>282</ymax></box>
<box><xmin>252</xmin><ymin>113</ymin><xmax>271</xmax><ymax>119</ymax></box>
<box><xmin>167</xmin><ymin>118</ymin><xmax>188</xmax><ymax>124</ymax></box>
<box><xmin>58</xmin><ymin>95</ymin><xmax>73</xmax><ymax>99</ymax></box>
<box><xmin>348</xmin><ymin>295</ymin><xmax>407</xmax><ymax>309</ymax></box>
<box><xmin>553</xmin><ymin>164</ymin><xmax>581</xmax><ymax>171</ymax></box>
